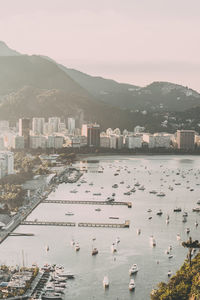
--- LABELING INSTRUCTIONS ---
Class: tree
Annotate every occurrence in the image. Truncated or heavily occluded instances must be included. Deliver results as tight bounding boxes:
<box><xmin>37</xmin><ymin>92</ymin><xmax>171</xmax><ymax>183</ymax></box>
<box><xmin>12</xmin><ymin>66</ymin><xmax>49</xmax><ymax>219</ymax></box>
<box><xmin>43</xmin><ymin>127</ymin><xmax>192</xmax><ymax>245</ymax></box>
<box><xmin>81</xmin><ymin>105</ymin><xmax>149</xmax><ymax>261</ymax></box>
<box><xmin>182</xmin><ymin>237</ymin><xmax>200</xmax><ymax>267</ymax></box>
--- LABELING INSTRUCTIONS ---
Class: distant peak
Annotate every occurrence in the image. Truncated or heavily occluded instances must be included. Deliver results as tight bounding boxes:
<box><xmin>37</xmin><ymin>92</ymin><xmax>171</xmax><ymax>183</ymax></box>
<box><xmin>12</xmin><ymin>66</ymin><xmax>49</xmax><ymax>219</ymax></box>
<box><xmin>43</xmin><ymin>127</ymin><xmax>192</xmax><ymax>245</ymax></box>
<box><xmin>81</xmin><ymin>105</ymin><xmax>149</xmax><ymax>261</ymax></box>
<box><xmin>0</xmin><ymin>41</ymin><xmax>21</xmax><ymax>56</ymax></box>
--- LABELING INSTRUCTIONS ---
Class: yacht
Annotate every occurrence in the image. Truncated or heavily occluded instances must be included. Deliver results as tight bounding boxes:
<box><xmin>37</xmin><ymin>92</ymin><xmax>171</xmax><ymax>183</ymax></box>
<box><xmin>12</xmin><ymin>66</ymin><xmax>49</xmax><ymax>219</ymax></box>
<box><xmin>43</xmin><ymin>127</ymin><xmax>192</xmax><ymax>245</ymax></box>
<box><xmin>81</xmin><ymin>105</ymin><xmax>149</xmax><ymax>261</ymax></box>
<box><xmin>167</xmin><ymin>270</ymin><xmax>172</xmax><ymax>277</ymax></box>
<box><xmin>92</xmin><ymin>248</ymin><xmax>98</xmax><ymax>256</ymax></box>
<box><xmin>111</xmin><ymin>243</ymin><xmax>117</xmax><ymax>253</ymax></box>
<box><xmin>112</xmin><ymin>184</ymin><xmax>118</xmax><ymax>188</ymax></box>
<box><xmin>150</xmin><ymin>236</ymin><xmax>156</xmax><ymax>247</ymax></box>
<box><xmin>147</xmin><ymin>209</ymin><xmax>152</xmax><ymax>213</ymax></box>
<box><xmin>157</xmin><ymin>192</ymin><xmax>165</xmax><ymax>197</ymax></box>
<box><xmin>42</xmin><ymin>292</ymin><xmax>63</xmax><ymax>300</ymax></box>
<box><xmin>186</xmin><ymin>228</ymin><xmax>190</xmax><ymax>234</ymax></box>
<box><xmin>74</xmin><ymin>243</ymin><xmax>80</xmax><ymax>251</ymax></box>
<box><xmin>149</xmin><ymin>190</ymin><xmax>157</xmax><ymax>194</ymax></box>
<box><xmin>103</xmin><ymin>276</ymin><xmax>109</xmax><ymax>288</ymax></box>
<box><xmin>174</xmin><ymin>207</ymin><xmax>181</xmax><ymax>212</ymax></box>
<box><xmin>65</xmin><ymin>212</ymin><xmax>74</xmax><ymax>216</ymax></box>
<box><xmin>134</xmin><ymin>182</ymin><xmax>140</xmax><ymax>187</ymax></box>
<box><xmin>129</xmin><ymin>264</ymin><xmax>138</xmax><ymax>275</ymax></box>
<box><xmin>129</xmin><ymin>279</ymin><xmax>136</xmax><ymax>291</ymax></box>
<box><xmin>156</xmin><ymin>209</ymin><xmax>163</xmax><ymax>216</ymax></box>
<box><xmin>138</xmin><ymin>185</ymin><xmax>145</xmax><ymax>191</ymax></box>
<box><xmin>137</xmin><ymin>229</ymin><xmax>141</xmax><ymax>235</ymax></box>
<box><xmin>95</xmin><ymin>208</ymin><xmax>101</xmax><ymax>212</ymax></box>
<box><xmin>70</xmin><ymin>239</ymin><xmax>75</xmax><ymax>246</ymax></box>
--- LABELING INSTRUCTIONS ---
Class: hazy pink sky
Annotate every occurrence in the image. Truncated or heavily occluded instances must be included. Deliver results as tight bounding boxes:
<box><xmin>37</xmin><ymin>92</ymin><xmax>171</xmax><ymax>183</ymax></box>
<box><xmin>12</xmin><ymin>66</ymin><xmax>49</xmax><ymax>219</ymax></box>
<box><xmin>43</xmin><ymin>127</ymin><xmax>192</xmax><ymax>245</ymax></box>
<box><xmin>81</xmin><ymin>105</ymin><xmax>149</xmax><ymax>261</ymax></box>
<box><xmin>0</xmin><ymin>0</ymin><xmax>199</xmax><ymax>91</ymax></box>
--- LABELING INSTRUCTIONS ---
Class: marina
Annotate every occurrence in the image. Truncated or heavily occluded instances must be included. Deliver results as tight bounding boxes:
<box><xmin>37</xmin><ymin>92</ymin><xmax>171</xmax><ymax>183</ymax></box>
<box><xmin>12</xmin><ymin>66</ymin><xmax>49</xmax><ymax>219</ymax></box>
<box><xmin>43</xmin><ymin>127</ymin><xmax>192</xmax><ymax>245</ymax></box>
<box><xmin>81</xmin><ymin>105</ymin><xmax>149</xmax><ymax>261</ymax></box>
<box><xmin>1</xmin><ymin>155</ymin><xmax>200</xmax><ymax>299</ymax></box>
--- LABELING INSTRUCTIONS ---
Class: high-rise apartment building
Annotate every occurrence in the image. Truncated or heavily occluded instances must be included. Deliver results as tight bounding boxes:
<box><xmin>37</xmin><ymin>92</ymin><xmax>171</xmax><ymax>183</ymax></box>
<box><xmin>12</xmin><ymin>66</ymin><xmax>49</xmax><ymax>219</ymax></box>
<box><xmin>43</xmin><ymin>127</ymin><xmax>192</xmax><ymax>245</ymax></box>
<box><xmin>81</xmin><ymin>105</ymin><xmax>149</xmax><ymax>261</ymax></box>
<box><xmin>0</xmin><ymin>151</ymin><xmax>14</xmax><ymax>179</ymax></box>
<box><xmin>68</xmin><ymin>118</ymin><xmax>76</xmax><ymax>134</ymax></box>
<box><xmin>48</xmin><ymin>117</ymin><xmax>60</xmax><ymax>133</ymax></box>
<box><xmin>82</xmin><ymin>123</ymin><xmax>100</xmax><ymax>147</ymax></box>
<box><xmin>19</xmin><ymin>118</ymin><xmax>31</xmax><ymax>148</ymax></box>
<box><xmin>32</xmin><ymin>118</ymin><xmax>45</xmax><ymax>135</ymax></box>
<box><xmin>176</xmin><ymin>130</ymin><xmax>195</xmax><ymax>150</ymax></box>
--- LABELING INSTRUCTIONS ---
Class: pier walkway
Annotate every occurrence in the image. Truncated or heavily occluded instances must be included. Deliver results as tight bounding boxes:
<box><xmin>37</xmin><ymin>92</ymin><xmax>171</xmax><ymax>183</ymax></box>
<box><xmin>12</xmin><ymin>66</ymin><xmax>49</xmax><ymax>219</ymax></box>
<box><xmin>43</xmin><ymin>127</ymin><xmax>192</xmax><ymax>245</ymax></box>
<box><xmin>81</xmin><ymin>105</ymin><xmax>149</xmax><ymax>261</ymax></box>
<box><xmin>20</xmin><ymin>220</ymin><xmax>130</xmax><ymax>228</ymax></box>
<box><xmin>21</xmin><ymin>220</ymin><xmax>76</xmax><ymax>227</ymax></box>
<box><xmin>42</xmin><ymin>199</ymin><xmax>132</xmax><ymax>208</ymax></box>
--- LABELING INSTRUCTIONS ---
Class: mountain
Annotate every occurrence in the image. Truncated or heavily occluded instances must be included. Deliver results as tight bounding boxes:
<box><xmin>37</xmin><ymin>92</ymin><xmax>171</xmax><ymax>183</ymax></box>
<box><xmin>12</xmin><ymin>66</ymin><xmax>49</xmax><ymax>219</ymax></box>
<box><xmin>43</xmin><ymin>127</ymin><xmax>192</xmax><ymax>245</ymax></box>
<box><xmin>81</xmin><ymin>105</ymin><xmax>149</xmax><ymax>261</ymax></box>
<box><xmin>0</xmin><ymin>41</ymin><xmax>21</xmax><ymax>56</ymax></box>
<box><xmin>62</xmin><ymin>66</ymin><xmax>200</xmax><ymax>112</ymax></box>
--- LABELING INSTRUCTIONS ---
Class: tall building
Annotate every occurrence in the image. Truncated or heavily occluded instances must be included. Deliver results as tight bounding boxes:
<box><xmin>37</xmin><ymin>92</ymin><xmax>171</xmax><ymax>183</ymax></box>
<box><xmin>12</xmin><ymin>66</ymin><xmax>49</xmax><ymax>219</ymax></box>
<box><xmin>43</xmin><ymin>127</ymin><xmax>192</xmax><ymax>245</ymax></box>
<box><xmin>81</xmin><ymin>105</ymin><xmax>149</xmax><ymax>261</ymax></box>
<box><xmin>0</xmin><ymin>151</ymin><xmax>14</xmax><ymax>179</ymax></box>
<box><xmin>82</xmin><ymin>123</ymin><xmax>100</xmax><ymax>147</ymax></box>
<box><xmin>176</xmin><ymin>130</ymin><xmax>195</xmax><ymax>150</ymax></box>
<box><xmin>32</xmin><ymin>118</ymin><xmax>45</xmax><ymax>135</ymax></box>
<box><xmin>68</xmin><ymin>118</ymin><xmax>76</xmax><ymax>134</ymax></box>
<box><xmin>48</xmin><ymin>117</ymin><xmax>60</xmax><ymax>133</ymax></box>
<box><xmin>19</xmin><ymin>118</ymin><xmax>31</xmax><ymax>148</ymax></box>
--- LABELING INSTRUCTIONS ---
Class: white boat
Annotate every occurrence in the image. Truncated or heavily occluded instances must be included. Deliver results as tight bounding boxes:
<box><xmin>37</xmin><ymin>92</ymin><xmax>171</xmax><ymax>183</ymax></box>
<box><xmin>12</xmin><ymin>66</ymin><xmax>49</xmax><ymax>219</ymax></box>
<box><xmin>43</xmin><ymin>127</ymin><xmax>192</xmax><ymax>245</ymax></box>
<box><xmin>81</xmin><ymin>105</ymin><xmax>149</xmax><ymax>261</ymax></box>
<box><xmin>150</xmin><ymin>236</ymin><xmax>156</xmax><ymax>247</ymax></box>
<box><xmin>74</xmin><ymin>243</ymin><xmax>80</xmax><ymax>251</ymax></box>
<box><xmin>92</xmin><ymin>247</ymin><xmax>98</xmax><ymax>256</ymax></box>
<box><xmin>168</xmin><ymin>254</ymin><xmax>173</xmax><ymax>259</ymax></box>
<box><xmin>129</xmin><ymin>279</ymin><xmax>136</xmax><ymax>291</ymax></box>
<box><xmin>138</xmin><ymin>185</ymin><xmax>145</xmax><ymax>191</ymax></box>
<box><xmin>116</xmin><ymin>237</ymin><xmax>120</xmax><ymax>244</ymax></box>
<box><xmin>95</xmin><ymin>208</ymin><xmax>101</xmax><ymax>212</ymax></box>
<box><xmin>147</xmin><ymin>209</ymin><xmax>152</xmax><ymax>212</ymax></box>
<box><xmin>46</xmin><ymin>245</ymin><xmax>49</xmax><ymax>252</ymax></box>
<box><xmin>70</xmin><ymin>239</ymin><xmax>75</xmax><ymax>246</ymax></box>
<box><xmin>186</xmin><ymin>228</ymin><xmax>190</xmax><ymax>234</ymax></box>
<box><xmin>149</xmin><ymin>190</ymin><xmax>157</xmax><ymax>194</ymax></box>
<box><xmin>111</xmin><ymin>243</ymin><xmax>117</xmax><ymax>253</ymax></box>
<box><xmin>195</xmin><ymin>221</ymin><xmax>198</xmax><ymax>227</ymax></box>
<box><xmin>167</xmin><ymin>270</ymin><xmax>172</xmax><ymax>277</ymax></box>
<box><xmin>129</xmin><ymin>264</ymin><xmax>138</xmax><ymax>275</ymax></box>
<box><xmin>176</xmin><ymin>233</ymin><xmax>181</xmax><ymax>241</ymax></box>
<box><xmin>65</xmin><ymin>212</ymin><xmax>74</xmax><ymax>216</ymax></box>
<box><xmin>137</xmin><ymin>229</ymin><xmax>141</xmax><ymax>235</ymax></box>
<box><xmin>157</xmin><ymin>192</ymin><xmax>165</xmax><ymax>197</ymax></box>
<box><xmin>103</xmin><ymin>276</ymin><xmax>109</xmax><ymax>288</ymax></box>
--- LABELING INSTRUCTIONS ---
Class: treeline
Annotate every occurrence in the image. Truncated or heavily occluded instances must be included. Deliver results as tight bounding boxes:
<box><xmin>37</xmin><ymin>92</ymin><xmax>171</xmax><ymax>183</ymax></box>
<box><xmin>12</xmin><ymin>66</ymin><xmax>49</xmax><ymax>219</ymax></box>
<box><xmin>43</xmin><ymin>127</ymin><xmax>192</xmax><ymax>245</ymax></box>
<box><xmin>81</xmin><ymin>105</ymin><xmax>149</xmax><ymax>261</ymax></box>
<box><xmin>151</xmin><ymin>253</ymin><xmax>200</xmax><ymax>300</ymax></box>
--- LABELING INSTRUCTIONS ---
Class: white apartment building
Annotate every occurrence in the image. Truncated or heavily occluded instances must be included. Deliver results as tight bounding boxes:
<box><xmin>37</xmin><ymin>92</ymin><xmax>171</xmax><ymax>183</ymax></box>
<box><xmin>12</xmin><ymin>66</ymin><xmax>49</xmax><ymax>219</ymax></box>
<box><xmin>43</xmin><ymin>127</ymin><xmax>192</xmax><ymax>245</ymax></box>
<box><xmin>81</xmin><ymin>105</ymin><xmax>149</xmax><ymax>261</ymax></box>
<box><xmin>143</xmin><ymin>133</ymin><xmax>172</xmax><ymax>148</ymax></box>
<box><xmin>46</xmin><ymin>136</ymin><xmax>63</xmax><ymax>149</ymax></box>
<box><xmin>12</xmin><ymin>135</ymin><xmax>24</xmax><ymax>149</ymax></box>
<box><xmin>100</xmin><ymin>136</ymin><xmax>110</xmax><ymax>148</ymax></box>
<box><xmin>48</xmin><ymin>117</ymin><xmax>61</xmax><ymax>133</ymax></box>
<box><xmin>30</xmin><ymin>136</ymin><xmax>46</xmax><ymax>149</ymax></box>
<box><xmin>0</xmin><ymin>137</ymin><xmax>4</xmax><ymax>150</ymax></box>
<box><xmin>68</xmin><ymin>118</ymin><xmax>75</xmax><ymax>134</ymax></box>
<box><xmin>32</xmin><ymin>118</ymin><xmax>45</xmax><ymax>135</ymax></box>
<box><xmin>0</xmin><ymin>151</ymin><xmax>14</xmax><ymax>179</ymax></box>
<box><xmin>125</xmin><ymin>135</ymin><xmax>143</xmax><ymax>149</ymax></box>
<box><xmin>0</xmin><ymin>120</ymin><xmax>9</xmax><ymax>132</ymax></box>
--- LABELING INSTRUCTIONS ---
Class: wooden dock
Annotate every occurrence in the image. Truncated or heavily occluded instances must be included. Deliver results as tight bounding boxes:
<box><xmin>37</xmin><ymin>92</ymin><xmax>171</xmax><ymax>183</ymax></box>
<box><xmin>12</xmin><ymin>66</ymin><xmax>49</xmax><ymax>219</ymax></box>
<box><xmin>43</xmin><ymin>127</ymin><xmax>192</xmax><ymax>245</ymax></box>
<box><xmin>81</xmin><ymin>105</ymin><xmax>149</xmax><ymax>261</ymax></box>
<box><xmin>78</xmin><ymin>220</ymin><xmax>130</xmax><ymax>228</ymax></box>
<box><xmin>21</xmin><ymin>220</ymin><xmax>76</xmax><ymax>227</ymax></box>
<box><xmin>42</xmin><ymin>199</ymin><xmax>132</xmax><ymax>208</ymax></box>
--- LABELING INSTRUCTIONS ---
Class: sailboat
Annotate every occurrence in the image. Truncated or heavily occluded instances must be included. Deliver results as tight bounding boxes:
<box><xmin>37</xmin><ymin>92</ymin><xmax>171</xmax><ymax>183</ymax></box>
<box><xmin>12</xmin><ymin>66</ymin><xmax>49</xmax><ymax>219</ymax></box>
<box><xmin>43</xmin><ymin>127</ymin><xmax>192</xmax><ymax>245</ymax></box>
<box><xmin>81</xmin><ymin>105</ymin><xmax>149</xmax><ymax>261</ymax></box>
<box><xmin>103</xmin><ymin>276</ymin><xmax>109</xmax><ymax>288</ymax></box>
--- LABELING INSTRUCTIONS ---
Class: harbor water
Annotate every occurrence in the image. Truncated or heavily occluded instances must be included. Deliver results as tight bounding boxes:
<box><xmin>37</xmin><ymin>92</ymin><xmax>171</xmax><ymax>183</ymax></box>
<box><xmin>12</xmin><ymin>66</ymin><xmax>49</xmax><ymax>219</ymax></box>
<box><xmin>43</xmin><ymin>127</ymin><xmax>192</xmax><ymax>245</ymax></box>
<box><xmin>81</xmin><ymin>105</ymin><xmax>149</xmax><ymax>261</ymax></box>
<box><xmin>1</xmin><ymin>155</ymin><xmax>200</xmax><ymax>299</ymax></box>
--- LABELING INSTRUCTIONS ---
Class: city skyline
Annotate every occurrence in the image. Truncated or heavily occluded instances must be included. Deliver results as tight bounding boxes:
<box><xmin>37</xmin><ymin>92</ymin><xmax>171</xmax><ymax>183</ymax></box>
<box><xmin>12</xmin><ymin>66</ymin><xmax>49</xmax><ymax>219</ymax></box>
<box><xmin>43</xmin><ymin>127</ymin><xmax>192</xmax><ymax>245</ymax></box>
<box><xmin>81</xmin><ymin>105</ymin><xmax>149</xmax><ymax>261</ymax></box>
<box><xmin>0</xmin><ymin>0</ymin><xmax>199</xmax><ymax>91</ymax></box>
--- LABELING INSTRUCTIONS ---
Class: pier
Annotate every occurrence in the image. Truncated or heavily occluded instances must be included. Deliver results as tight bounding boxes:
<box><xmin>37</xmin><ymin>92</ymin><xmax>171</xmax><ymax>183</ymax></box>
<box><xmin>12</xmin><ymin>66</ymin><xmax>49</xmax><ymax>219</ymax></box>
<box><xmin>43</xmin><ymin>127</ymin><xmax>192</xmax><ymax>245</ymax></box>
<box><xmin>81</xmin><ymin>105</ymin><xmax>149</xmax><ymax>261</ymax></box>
<box><xmin>21</xmin><ymin>220</ymin><xmax>76</xmax><ymax>227</ymax></box>
<box><xmin>78</xmin><ymin>220</ymin><xmax>130</xmax><ymax>228</ymax></box>
<box><xmin>9</xmin><ymin>232</ymin><xmax>34</xmax><ymax>236</ymax></box>
<box><xmin>42</xmin><ymin>199</ymin><xmax>132</xmax><ymax>208</ymax></box>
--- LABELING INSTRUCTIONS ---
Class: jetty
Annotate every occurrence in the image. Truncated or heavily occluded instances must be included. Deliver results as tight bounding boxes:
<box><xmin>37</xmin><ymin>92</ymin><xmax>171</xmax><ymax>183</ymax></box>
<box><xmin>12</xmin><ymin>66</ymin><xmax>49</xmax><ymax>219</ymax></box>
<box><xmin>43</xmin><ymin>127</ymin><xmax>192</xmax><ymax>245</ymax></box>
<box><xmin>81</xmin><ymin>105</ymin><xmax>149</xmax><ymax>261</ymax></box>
<box><xmin>21</xmin><ymin>220</ymin><xmax>76</xmax><ymax>227</ymax></box>
<box><xmin>42</xmin><ymin>199</ymin><xmax>132</xmax><ymax>208</ymax></box>
<box><xmin>8</xmin><ymin>232</ymin><xmax>34</xmax><ymax>236</ymax></box>
<box><xmin>78</xmin><ymin>220</ymin><xmax>130</xmax><ymax>228</ymax></box>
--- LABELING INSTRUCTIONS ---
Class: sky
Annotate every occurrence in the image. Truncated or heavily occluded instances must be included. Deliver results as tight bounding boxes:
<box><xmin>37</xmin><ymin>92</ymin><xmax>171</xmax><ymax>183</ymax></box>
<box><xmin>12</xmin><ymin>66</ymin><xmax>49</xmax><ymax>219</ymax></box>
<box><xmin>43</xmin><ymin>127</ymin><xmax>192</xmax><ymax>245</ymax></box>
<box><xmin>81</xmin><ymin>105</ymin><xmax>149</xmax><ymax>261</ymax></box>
<box><xmin>0</xmin><ymin>0</ymin><xmax>199</xmax><ymax>91</ymax></box>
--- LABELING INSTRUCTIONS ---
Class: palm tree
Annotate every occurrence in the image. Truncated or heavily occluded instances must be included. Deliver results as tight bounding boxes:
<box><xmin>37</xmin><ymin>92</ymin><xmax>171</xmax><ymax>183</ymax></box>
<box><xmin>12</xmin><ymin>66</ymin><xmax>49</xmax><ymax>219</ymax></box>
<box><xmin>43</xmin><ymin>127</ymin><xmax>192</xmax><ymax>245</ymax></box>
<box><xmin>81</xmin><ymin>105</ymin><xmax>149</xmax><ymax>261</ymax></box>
<box><xmin>182</xmin><ymin>237</ymin><xmax>200</xmax><ymax>267</ymax></box>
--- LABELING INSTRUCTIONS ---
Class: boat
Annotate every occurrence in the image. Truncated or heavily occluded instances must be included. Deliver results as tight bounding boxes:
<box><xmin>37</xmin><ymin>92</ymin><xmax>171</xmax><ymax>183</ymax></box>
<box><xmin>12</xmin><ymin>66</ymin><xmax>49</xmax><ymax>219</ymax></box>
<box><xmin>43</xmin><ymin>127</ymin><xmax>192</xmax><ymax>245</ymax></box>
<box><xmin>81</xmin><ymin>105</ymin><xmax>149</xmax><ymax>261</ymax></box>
<box><xmin>137</xmin><ymin>229</ymin><xmax>141</xmax><ymax>235</ymax></box>
<box><xmin>74</xmin><ymin>243</ymin><xmax>80</xmax><ymax>251</ymax></box>
<box><xmin>168</xmin><ymin>254</ymin><xmax>173</xmax><ymax>259</ymax></box>
<box><xmin>192</xmin><ymin>208</ymin><xmax>200</xmax><ymax>212</ymax></box>
<box><xmin>197</xmin><ymin>200</ymin><xmax>200</xmax><ymax>205</ymax></box>
<box><xmin>95</xmin><ymin>208</ymin><xmax>101</xmax><ymax>212</ymax></box>
<box><xmin>92</xmin><ymin>248</ymin><xmax>98</xmax><ymax>255</ymax></box>
<box><xmin>106</xmin><ymin>197</ymin><xmax>115</xmax><ymax>202</ymax></box>
<box><xmin>174</xmin><ymin>207</ymin><xmax>181</xmax><ymax>212</ymax></box>
<box><xmin>116</xmin><ymin>237</ymin><xmax>120</xmax><ymax>244</ymax></box>
<box><xmin>150</xmin><ymin>236</ymin><xmax>156</xmax><ymax>247</ymax></box>
<box><xmin>149</xmin><ymin>190</ymin><xmax>157</xmax><ymax>194</ymax></box>
<box><xmin>157</xmin><ymin>192</ymin><xmax>165</xmax><ymax>197</ymax></box>
<box><xmin>195</xmin><ymin>221</ymin><xmax>198</xmax><ymax>227</ymax></box>
<box><xmin>109</xmin><ymin>216</ymin><xmax>119</xmax><ymax>219</ymax></box>
<box><xmin>111</xmin><ymin>243</ymin><xmax>117</xmax><ymax>253</ymax></box>
<box><xmin>182</xmin><ymin>216</ymin><xmax>187</xmax><ymax>223</ymax></box>
<box><xmin>112</xmin><ymin>184</ymin><xmax>118</xmax><ymax>188</ymax></box>
<box><xmin>186</xmin><ymin>228</ymin><xmax>190</xmax><ymax>234</ymax></box>
<box><xmin>156</xmin><ymin>209</ymin><xmax>163</xmax><ymax>216</ymax></box>
<box><xmin>138</xmin><ymin>185</ymin><xmax>145</xmax><ymax>191</ymax></box>
<box><xmin>65</xmin><ymin>212</ymin><xmax>74</xmax><ymax>216</ymax></box>
<box><xmin>42</xmin><ymin>292</ymin><xmax>63</xmax><ymax>300</ymax></box>
<box><xmin>46</xmin><ymin>245</ymin><xmax>49</xmax><ymax>252</ymax></box>
<box><xmin>129</xmin><ymin>279</ymin><xmax>136</xmax><ymax>291</ymax></box>
<box><xmin>167</xmin><ymin>270</ymin><xmax>172</xmax><ymax>277</ymax></box>
<box><xmin>134</xmin><ymin>182</ymin><xmax>140</xmax><ymax>187</ymax></box>
<box><xmin>129</xmin><ymin>264</ymin><xmax>138</xmax><ymax>275</ymax></box>
<box><xmin>176</xmin><ymin>234</ymin><xmax>181</xmax><ymax>241</ymax></box>
<box><xmin>147</xmin><ymin>209</ymin><xmax>152</xmax><ymax>212</ymax></box>
<box><xmin>183</xmin><ymin>212</ymin><xmax>188</xmax><ymax>217</ymax></box>
<box><xmin>103</xmin><ymin>276</ymin><xmax>109</xmax><ymax>288</ymax></box>
<box><xmin>70</xmin><ymin>239</ymin><xmax>75</xmax><ymax>246</ymax></box>
<box><xmin>93</xmin><ymin>193</ymin><xmax>101</xmax><ymax>196</ymax></box>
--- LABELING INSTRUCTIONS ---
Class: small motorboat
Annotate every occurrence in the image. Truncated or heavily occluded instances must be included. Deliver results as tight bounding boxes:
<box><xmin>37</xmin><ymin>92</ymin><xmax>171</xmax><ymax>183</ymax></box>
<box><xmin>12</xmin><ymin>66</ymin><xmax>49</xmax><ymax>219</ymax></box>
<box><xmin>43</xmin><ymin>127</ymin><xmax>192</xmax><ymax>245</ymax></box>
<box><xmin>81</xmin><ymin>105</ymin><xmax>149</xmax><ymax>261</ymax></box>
<box><xmin>150</xmin><ymin>236</ymin><xmax>156</xmax><ymax>247</ymax></box>
<box><xmin>129</xmin><ymin>264</ymin><xmax>138</xmax><ymax>275</ymax></box>
<box><xmin>65</xmin><ymin>212</ymin><xmax>74</xmax><ymax>216</ymax></box>
<box><xmin>129</xmin><ymin>279</ymin><xmax>136</xmax><ymax>291</ymax></box>
<box><xmin>147</xmin><ymin>209</ymin><xmax>152</xmax><ymax>213</ymax></box>
<box><xmin>70</xmin><ymin>239</ymin><xmax>75</xmax><ymax>246</ymax></box>
<box><xmin>168</xmin><ymin>254</ymin><xmax>173</xmax><ymax>259</ymax></box>
<box><xmin>95</xmin><ymin>208</ymin><xmax>101</xmax><ymax>212</ymax></box>
<box><xmin>156</xmin><ymin>209</ymin><xmax>163</xmax><ymax>216</ymax></box>
<box><xmin>111</xmin><ymin>243</ymin><xmax>117</xmax><ymax>253</ymax></box>
<box><xmin>174</xmin><ymin>207</ymin><xmax>182</xmax><ymax>212</ymax></box>
<box><xmin>92</xmin><ymin>248</ymin><xmax>98</xmax><ymax>256</ymax></box>
<box><xmin>103</xmin><ymin>276</ymin><xmax>109</xmax><ymax>288</ymax></box>
<box><xmin>137</xmin><ymin>229</ymin><xmax>141</xmax><ymax>235</ymax></box>
<box><xmin>75</xmin><ymin>243</ymin><xmax>80</xmax><ymax>251</ymax></box>
<box><xmin>186</xmin><ymin>228</ymin><xmax>190</xmax><ymax>234</ymax></box>
<box><xmin>157</xmin><ymin>192</ymin><xmax>165</xmax><ymax>197</ymax></box>
<box><xmin>167</xmin><ymin>270</ymin><xmax>172</xmax><ymax>277</ymax></box>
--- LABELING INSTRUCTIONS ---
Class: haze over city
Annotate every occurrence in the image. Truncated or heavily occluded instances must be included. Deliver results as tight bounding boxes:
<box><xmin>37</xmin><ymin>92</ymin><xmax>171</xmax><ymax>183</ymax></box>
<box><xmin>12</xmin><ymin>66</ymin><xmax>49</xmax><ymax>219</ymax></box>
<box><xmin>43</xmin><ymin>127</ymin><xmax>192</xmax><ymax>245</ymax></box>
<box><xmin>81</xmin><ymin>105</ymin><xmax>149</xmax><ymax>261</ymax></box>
<box><xmin>0</xmin><ymin>0</ymin><xmax>199</xmax><ymax>91</ymax></box>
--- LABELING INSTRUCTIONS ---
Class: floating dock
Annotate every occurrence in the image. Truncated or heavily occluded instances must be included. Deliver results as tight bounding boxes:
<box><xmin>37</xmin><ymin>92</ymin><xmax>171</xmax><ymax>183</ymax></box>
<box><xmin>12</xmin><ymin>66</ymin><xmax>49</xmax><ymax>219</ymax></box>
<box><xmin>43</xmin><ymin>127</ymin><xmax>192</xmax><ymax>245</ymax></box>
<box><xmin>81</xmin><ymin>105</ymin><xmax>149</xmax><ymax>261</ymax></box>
<box><xmin>9</xmin><ymin>232</ymin><xmax>34</xmax><ymax>236</ymax></box>
<box><xmin>78</xmin><ymin>220</ymin><xmax>130</xmax><ymax>228</ymax></box>
<box><xmin>21</xmin><ymin>220</ymin><xmax>76</xmax><ymax>227</ymax></box>
<box><xmin>42</xmin><ymin>199</ymin><xmax>132</xmax><ymax>208</ymax></box>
